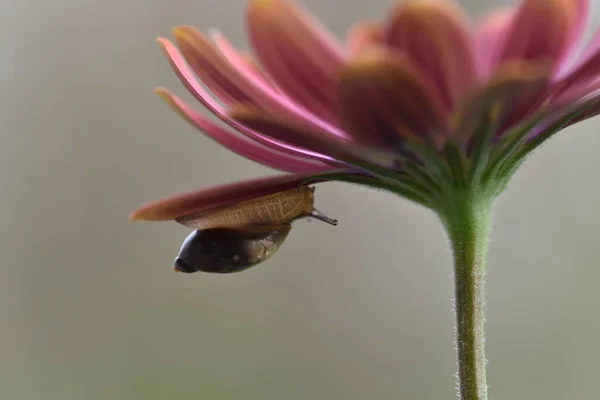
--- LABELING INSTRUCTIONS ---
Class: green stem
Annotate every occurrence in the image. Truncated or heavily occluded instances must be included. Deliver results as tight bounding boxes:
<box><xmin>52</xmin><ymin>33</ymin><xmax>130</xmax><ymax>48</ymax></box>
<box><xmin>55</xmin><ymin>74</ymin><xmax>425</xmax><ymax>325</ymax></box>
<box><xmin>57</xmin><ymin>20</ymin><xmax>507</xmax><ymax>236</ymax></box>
<box><xmin>438</xmin><ymin>193</ymin><xmax>492</xmax><ymax>400</ymax></box>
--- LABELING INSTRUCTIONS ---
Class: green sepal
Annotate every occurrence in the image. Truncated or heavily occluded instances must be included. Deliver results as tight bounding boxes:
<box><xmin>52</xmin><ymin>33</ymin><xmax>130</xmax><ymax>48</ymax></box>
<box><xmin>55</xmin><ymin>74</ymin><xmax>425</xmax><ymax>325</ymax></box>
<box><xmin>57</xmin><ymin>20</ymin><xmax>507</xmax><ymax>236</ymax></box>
<box><xmin>404</xmin><ymin>140</ymin><xmax>452</xmax><ymax>182</ymax></box>
<box><xmin>467</xmin><ymin>121</ymin><xmax>496</xmax><ymax>183</ymax></box>
<box><xmin>443</xmin><ymin>140</ymin><xmax>467</xmax><ymax>188</ymax></box>
<box><xmin>484</xmin><ymin>99</ymin><xmax>597</xmax><ymax>188</ymax></box>
<box><xmin>401</xmin><ymin>161</ymin><xmax>441</xmax><ymax>195</ymax></box>
<box><xmin>480</xmin><ymin>113</ymin><xmax>546</xmax><ymax>185</ymax></box>
<box><xmin>299</xmin><ymin>172</ymin><xmax>431</xmax><ymax>209</ymax></box>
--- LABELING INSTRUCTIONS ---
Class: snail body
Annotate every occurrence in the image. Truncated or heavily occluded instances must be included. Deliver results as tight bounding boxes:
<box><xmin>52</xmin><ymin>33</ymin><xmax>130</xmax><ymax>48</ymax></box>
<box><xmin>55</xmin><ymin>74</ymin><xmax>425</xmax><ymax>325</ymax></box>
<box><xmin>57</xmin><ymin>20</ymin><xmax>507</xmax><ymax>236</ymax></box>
<box><xmin>172</xmin><ymin>186</ymin><xmax>336</xmax><ymax>274</ymax></box>
<box><xmin>176</xmin><ymin>186</ymin><xmax>316</xmax><ymax>230</ymax></box>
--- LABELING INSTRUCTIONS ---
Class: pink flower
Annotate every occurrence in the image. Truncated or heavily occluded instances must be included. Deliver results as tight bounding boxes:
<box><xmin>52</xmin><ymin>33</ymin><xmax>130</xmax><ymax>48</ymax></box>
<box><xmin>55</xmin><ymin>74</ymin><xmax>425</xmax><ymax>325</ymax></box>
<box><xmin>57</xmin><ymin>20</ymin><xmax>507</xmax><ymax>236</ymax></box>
<box><xmin>130</xmin><ymin>0</ymin><xmax>600</xmax><ymax>221</ymax></box>
<box><xmin>130</xmin><ymin>3</ymin><xmax>600</xmax><ymax>397</ymax></box>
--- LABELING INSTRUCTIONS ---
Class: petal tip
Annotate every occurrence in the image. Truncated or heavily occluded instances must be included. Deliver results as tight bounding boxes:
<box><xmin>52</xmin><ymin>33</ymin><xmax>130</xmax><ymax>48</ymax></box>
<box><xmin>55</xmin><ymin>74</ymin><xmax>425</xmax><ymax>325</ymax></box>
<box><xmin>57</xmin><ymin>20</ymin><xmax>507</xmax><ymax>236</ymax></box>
<box><xmin>128</xmin><ymin>206</ymin><xmax>152</xmax><ymax>221</ymax></box>
<box><xmin>154</xmin><ymin>87</ymin><xmax>174</xmax><ymax>106</ymax></box>
<box><xmin>156</xmin><ymin>37</ymin><xmax>170</xmax><ymax>48</ymax></box>
<box><xmin>128</xmin><ymin>212</ymin><xmax>140</xmax><ymax>221</ymax></box>
<box><xmin>172</xmin><ymin>25</ymin><xmax>200</xmax><ymax>43</ymax></box>
<box><xmin>154</xmin><ymin>87</ymin><xmax>169</xmax><ymax>97</ymax></box>
<box><xmin>344</xmin><ymin>48</ymin><xmax>395</xmax><ymax>76</ymax></box>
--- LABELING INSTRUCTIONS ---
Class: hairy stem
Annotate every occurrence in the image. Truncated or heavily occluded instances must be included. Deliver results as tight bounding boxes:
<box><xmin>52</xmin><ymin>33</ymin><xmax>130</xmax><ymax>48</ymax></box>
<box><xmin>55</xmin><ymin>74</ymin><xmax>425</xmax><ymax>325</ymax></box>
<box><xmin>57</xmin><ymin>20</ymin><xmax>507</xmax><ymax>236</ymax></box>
<box><xmin>438</xmin><ymin>193</ymin><xmax>492</xmax><ymax>400</ymax></box>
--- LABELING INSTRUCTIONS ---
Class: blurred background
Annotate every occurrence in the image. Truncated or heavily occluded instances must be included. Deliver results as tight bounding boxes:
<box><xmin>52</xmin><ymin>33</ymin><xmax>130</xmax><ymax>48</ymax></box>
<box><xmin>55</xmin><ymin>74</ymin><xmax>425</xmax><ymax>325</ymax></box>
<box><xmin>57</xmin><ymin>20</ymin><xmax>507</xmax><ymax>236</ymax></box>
<box><xmin>1</xmin><ymin>0</ymin><xmax>599</xmax><ymax>399</ymax></box>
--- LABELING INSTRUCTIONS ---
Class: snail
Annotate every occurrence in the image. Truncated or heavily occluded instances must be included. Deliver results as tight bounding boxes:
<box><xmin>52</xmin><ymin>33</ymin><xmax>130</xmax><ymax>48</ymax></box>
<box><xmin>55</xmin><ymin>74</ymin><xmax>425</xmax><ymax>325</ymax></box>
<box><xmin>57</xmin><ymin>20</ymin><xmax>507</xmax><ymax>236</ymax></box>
<box><xmin>172</xmin><ymin>186</ymin><xmax>337</xmax><ymax>274</ymax></box>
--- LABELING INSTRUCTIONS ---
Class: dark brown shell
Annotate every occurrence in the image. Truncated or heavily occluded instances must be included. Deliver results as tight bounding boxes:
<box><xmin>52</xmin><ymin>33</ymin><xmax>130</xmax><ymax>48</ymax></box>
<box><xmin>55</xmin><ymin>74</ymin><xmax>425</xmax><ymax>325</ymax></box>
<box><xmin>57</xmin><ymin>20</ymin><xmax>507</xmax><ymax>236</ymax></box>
<box><xmin>173</xmin><ymin>224</ymin><xmax>292</xmax><ymax>274</ymax></box>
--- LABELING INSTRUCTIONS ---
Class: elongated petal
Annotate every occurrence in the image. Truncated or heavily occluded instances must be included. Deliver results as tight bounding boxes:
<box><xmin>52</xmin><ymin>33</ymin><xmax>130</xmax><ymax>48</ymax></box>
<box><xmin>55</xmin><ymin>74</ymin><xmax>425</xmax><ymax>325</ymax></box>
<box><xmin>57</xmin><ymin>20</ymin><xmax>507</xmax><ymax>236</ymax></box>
<box><xmin>551</xmin><ymin>76</ymin><xmax>600</xmax><ymax>110</ymax></box>
<box><xmin>346</xmin><ymin>22</ymin><xmax>383</xmax><ymax>56</ymax></box>
<box><xmin>246</xmin><ymin>0</ymin><xmax>347</xmax><ymax>123</ymax></box>
<box><xmin>210</xmin><ymin>30</ymin><xmax>271</xmax><ymax>84</ymax></box>
<box><xmin>555</xmin><ymin>0</ymin><xmax>589</xmax><ymax>75</ymax></box>
<box><xmin>155</xmin><ymin>88</ymin><xmax>333</xmax><ymax>174</ymax></box>
<box><xmin>157</xmin><ymin>38</ymin><xmax>340</xmax><ymax>164</ymax></box>
<box><xmin>555</xmin><ymin>28</ymin><xmax>600</xmax><ymax>97</ymax></box>
<box><xmin>498</xmin><ymin>0</ymin><xmax>581</xmax><ymax>71</ymax></box>
<box><xmin>474</xmin><ymin>8</ymin><xmax>515</xmax><ymax>78</ymax></box>
<box><xmin>337</xmin><ymin>48</ymin><xmax>449</xmax><ymax>150</ymax></box>
<box><xmin>384</xmin><ymin>0</ymin><xmax>476</xmax><ymax>107</ymax></box>
<box><xmin>526</xmin><ymin>90</ymin><xmax>600</xmax><ymax>144</ymax></box>
<box><xmin>229</xmin><ymin>107</ymin><xmax>398</xmax><ymax>168</ymax></box>
<box><xmin>453</xmin><ymin>61</ymin><xmax>550</xmax><ymax>139</ymax></box>
<box><xmin>560</xmin><ymin>90</ymin><xmax>600</xmax><ymax>126</ymax></box>
<box><xmin>172</xmin><ymin>27</ymin><xmax>256</xmax><ymax>106</ymax></box>
<box><xmin>130</xmin><ymin>174</ymin><xmax>333</xmax><ymax>221</ymax></box>
<box><xmin>159</xmin><ymin>36</ymin><xmax>348</xmax><ymax>140</ymax></box>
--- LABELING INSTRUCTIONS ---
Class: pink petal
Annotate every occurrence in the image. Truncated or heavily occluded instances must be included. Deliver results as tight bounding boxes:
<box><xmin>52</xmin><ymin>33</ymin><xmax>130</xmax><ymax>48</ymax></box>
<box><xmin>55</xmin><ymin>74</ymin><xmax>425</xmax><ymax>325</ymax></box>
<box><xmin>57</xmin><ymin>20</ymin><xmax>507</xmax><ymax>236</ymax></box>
<box><xmin>338</xmin><ymin>47</ymin><xmax>450</xmax><ymax>149</ymax></box>
<box><xmin>498</xmin><ymin>0</ymin><xmax>581</xmax><ymax>72</ymax></box>
<box><xmin>229</xmin><ymin>106</ymin><xmax>398</xmax><ymax>168</ymax></box>
<box><xmin>130</xmin><ymin>173</ymin><xmax>334</xmax><ymax>221</ymax></box>
<box><xmin>210</xmin><ymin>30</ymin><xmax>272</xmax><ymax>85</ymax></box>
<box><xmin>555</xmin><ymin>0</ymin><xmax>589</xmax><ymax>76</ymax></box>
<box><xmin>532</xmin><ymin>89</ymin><xmax>600</xmax><ymax>139</ymax></box>
<box><xmin>566</xmin><ymin>92</ymin><xmax>600</xmax><ymax>125</ymax></box>
<box><xmin>155</xmin><ymin>88</ymin><xmax>334</xmax><ymax>174</ymax></box>
<box><xmin>574</xmin><ymin>26</ymin><xmax>600</xmax><ymax>68</ymax></box>
<box><xmin>452</xmin><ymin>60</ymin><xmax>550</xmax><ymax>140</ymax></box>
<box><xmin>474</xmin><ymin>8</ymin><xmax>516</xmax><ymax>78</ymax></box>
<box><xmin>554</xmin><ymin>27</ymin><xmax>600</xmax><ymax>98</ymax></box>
<box><xmin>384</xmin><ymin>0</ymin><xmax>476</xmax><ymax>108</ymax></box>
<box><xmin>246</xmin><ymin>0</ymin><xmax>348</xmax><ymax>124</ymax></box>
<box><xmin>172</xmin><ymin>27</ymin><xmax>256</xmax><ymax>107</ymax></box>
<box><xmin>551</xmin><ymin>76</ymin><xmax>600</xmax><ymax>109</ymax></box>
<box><xmin>160</xmin><ymin>34</ymin><xmax>348</xmax><ymax>140</ymax></box>
<box><xmin>156</xmin><ymin>37</ymin><xmax>341</xmax><ymax>165</ymax></box>
<box><xmin>346</xmin><ymin>22</ymin><xmax>383</xmax><ymax>57</ymax></box>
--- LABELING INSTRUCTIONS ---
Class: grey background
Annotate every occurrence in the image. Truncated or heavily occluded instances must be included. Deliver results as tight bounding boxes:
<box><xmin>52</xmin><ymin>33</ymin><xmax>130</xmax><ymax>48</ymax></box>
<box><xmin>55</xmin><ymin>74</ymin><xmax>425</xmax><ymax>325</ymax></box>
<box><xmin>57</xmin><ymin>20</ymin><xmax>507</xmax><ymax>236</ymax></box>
<box><xmin>2</xmin><ymin>0</ymin><xmax>599</xmax><ymax>398</ymax></box>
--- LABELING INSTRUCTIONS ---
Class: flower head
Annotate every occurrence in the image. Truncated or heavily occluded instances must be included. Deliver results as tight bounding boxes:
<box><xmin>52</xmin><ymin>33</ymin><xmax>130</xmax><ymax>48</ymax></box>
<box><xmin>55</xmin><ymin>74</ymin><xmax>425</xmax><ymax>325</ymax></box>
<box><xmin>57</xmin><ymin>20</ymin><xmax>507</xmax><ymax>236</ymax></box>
<box><xmin>129</xmin><ymin>3</ymin><xmax>600</xmax><ymax>395</ymax></box>
<box><xmin>131</xmin><ymin>0</ymin><xmax>600</xmax><ymax>220</ymax></box>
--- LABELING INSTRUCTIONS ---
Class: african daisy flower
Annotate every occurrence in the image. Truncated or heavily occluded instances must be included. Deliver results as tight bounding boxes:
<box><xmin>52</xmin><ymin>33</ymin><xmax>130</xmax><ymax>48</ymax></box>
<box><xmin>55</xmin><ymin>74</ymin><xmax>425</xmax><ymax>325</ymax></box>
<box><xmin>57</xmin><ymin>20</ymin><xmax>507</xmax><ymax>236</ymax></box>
<box><xmin>130</xmin><ymin>0</ymin><xmax>600</xmax><ymax>398</ymax></box>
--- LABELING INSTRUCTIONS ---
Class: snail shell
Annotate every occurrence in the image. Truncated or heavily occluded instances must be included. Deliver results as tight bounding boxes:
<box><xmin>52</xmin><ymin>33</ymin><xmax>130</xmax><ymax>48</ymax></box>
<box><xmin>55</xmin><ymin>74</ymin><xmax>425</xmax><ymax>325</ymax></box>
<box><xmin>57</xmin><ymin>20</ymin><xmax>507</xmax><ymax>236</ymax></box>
<box><xmin>172</xmin><ymin>186</ymin><xmax>337</xmax><ymax>274</ymax></box>
<box><xmin>173</xmin><ymin>225</ymin><xmax>292</xmax><ymax>274</ymax></box>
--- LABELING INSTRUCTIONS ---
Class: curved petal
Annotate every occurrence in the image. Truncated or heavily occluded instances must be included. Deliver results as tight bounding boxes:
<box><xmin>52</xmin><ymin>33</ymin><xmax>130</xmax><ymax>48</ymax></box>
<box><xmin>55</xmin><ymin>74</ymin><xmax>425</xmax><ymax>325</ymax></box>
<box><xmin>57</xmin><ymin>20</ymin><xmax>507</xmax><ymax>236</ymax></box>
<box><xmin>209</xmin><ymin>30</ymin><xmax>271</xmax><ymax>84</ymax></box>
<box><xmin>555</xmin><ymin>27</ymin><xmax>600</xmax><ymax>97</ymax></box>
<box><xmin>160</xmin><ymin>34</ymin><xmax>348</xmax><ymax>140</ymax></box>
<box><xmin>338</xmin><ymin>48</ymin><xmax>449</xmax><ymax>150</ymax></box>
<box><xmin>522</xmin><ymin>90</ymin><xmax>600</xmax><ymax>147</ymax></box>
<box><xmin>246</xmin><ymin>0</ymin><xmax>347</xmax><ymax>123</ymax></box>
<box><xmin>564</xmin><ymin>90</ymin><xmax>600</xmax><ymax>126</ymax></box>
<box><xmin>155</xmin><ymin>88</ymin><xmax>333</xmax><ymax>174</ymax></box>
<box><xmin>551</xmin><ymin>76</ymin><xmax>600</xmax><ymax>109</ymax></box>
<box><xmin>229</xmin><ymin>106</ymin><xmax>398</xmax><ymax>168</ymax></box>
<box><xmin>172</xmin><ymin>27</ymin><xmax>256</xmax><ymax>107</ymax></box>
<box><xmin>498</xmin><ymin>0</ymin><xmax>581</xmax><ymax>72</ymax></box>
<box><xmin>384</xmin><ymin>0</ymin><xmax>476</xmax><ymax>107</ymax></box>
<box><xmin>474</xmin><ymin>8</ymin><xmax>516</xmax><ymax>78</ymax></box>
<box><xmin>156</xmin><ymin>38</ymin><xmax>340</xmax><ymax>165</ymax></box>
<box><xmin>129</xmin><ymin>173</ymin><xmax>335</xmax><ymax>221</ymax></box>
<box><xmin>452</xmin><ymin>60</ymin><xmax>551</xmax><ymax>140</ymax></box>
<box><xmin>555</xmin><ymin>0</ymin><xmax>589</xmax><ymax>76</ymax></box>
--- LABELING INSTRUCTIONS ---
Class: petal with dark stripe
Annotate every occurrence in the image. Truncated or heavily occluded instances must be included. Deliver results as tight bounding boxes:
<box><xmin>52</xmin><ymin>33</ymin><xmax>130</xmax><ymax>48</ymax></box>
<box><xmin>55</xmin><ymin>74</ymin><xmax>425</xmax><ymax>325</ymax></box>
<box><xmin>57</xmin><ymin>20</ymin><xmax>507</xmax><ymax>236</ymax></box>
<box><xmin>246</xmin><ymin>0</ymin><xmax>347</xmax><ymax>123</ymax></box>
<box><xmin>156</xmin><ymin>88</ymin><xmax>334</xmax><ymax>174</ymax></box>
<box><xmin>498</xmin><ymin>0</ymin><xmax>581</xmax><ymax>72</ymax></box>
<box><xmin>384</xmin><ymin>0</ymin><xmax>476</xmax><ymax>107</ymax></box>
<box><xmin>130</xmin><ymin>173</ymin><xmax>334</xmax><ymax>221</ymax></box>
<box><xmin>229</xmin><ymin>107</ymin><xmax>397</xmax><ymax>168</ymax></box>
<box><xmin>158</xmin><ymin>36</ymin><xmax>348</xmax><ymax>140</ymax></box>
<box><xmin>337</xmin><ymin>48</ymin><xmax>449</xmax><ymax>150</ymax></box>
<box><xmin>453</xmin><ymin>61</ymin><xmax>550</xmax><ymax>140</ymax></box>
